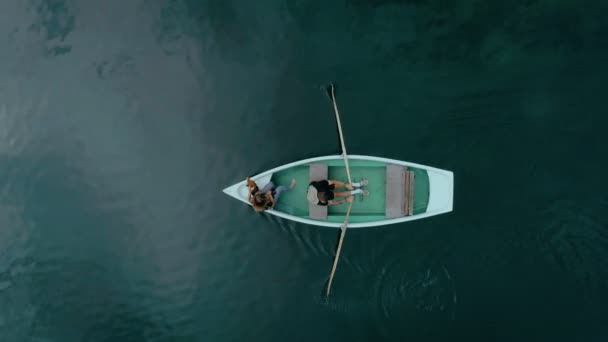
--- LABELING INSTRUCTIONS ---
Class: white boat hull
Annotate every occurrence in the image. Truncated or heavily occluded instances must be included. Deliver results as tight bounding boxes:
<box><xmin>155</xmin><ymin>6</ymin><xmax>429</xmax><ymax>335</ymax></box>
<box><xmin>223</xmin><ymin>155</ymin><xmax>453</xmax><ymax>228</ymax></box>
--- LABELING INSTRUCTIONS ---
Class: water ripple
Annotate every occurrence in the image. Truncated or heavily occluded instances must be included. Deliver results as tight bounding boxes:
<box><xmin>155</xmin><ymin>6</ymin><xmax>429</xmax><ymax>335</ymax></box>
<box><xmin>538</xmin><ymin>197</ymin><xmax>608</xmax><ymax>296</ymax></box>
<box><xmin>371</xmin><ymin>258</ymin><xmax>457</xmax><ymax>339</ymax></box>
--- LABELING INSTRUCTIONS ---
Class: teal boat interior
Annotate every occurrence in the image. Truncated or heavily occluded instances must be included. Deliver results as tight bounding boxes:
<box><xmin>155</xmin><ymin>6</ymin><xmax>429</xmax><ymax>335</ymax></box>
<box><xmin>270</xmin><ymin>159</ymin><xmax>430</xmax><ymax>224</ymax></box>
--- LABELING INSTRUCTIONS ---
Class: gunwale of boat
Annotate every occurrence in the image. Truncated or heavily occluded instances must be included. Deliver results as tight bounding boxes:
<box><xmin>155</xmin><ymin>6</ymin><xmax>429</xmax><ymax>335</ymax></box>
<box><xmin>223</xmin><ymin>154</ymin><xmax>453</xmax><ymax>228</ymax></box>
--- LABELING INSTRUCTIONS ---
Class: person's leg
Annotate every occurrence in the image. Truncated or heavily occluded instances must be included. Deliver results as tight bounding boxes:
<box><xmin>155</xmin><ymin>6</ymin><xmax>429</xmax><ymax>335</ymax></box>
<box><xmin>328</xmin><ymin>180</ymin><xmax>353</xmax><ymax>190</ymax></box>
<box><xmin>334</xmin><ymin>189</ymin><xmax>367</xmax><ymax>197</ymax></box>
<box><xmin>272</xmin><ymin>186</ymin><xmax>289</xmax><ymax>202</ymax></box>
<box><xmin>259</xmin><ymin>181</ymin><xmax>275</xmax><ymax>193</ymax></box>
<box><xmin>328</xmin><ymin>180</ymin><xmax>366</xmax><ymax>190</ymax></box>
<box><xmin>272</xmin><ymin>178</ymin><xmax>296</xmax><ymax>202</ymax></box>
<box><xmin>351</xmin><ymin>179</ymin><xmax>367</xmax><ymax>187</ymax></box>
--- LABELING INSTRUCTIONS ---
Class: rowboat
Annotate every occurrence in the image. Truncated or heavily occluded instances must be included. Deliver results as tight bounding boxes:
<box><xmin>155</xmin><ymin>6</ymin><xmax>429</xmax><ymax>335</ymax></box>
<box><xmin>226</xmin><ymin>83</ymin><xmax>452</xmax><ymax>295</ymax></box>
<box><xmin>222</xmin><ymin>154</ymin><xmax>453</xmax><ymax>228</ymax></box>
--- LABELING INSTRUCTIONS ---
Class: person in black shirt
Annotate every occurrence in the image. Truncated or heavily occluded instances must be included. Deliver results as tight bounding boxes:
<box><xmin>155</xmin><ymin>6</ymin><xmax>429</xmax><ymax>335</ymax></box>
<box><xmin>307</xmin><ymin>179</ymin><xmax>368</xmax><ymax>206</ymax></box>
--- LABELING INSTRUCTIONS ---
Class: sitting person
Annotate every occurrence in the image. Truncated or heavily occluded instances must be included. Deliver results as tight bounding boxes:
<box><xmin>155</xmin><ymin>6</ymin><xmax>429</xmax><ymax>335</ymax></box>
<box><xmin>307</xmin><ymin>179</ymin><xmax>368</xmax><ymax>206</ymax></box>
<box><xmin>247</xmin><ymin>177</ymin><xmax>296</xmax><ymax>212</ymax></box>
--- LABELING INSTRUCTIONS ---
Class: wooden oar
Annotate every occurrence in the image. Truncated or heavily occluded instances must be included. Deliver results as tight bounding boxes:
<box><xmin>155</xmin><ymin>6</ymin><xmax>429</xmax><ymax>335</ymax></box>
<box><xmin>326</xmin><ymin>84</ymin><xmax>352</xmax><ymax>184</ymax></box>
<box><xmin>325</xmin><ymin>83</ymin><xmax>352</xmax><ymax>296</ymax></box>
<box><xmin>326</xmin><ymin>201</ymin><xmax>353</xmax><ymax>296</ymax></box>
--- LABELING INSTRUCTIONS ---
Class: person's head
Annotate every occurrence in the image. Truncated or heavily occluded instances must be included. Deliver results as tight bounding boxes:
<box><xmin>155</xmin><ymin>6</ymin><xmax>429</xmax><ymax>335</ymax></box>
<box><xmin>253</xmin><ymin>192</ymin><xmax>268</xmax><ymax>207</ymax></box>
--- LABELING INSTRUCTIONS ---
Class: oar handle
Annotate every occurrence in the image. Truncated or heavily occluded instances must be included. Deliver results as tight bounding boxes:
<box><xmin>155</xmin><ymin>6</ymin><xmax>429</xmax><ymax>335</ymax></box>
<box><xmin>329</xmin><ymin>84</ymin><xmax>352</xmax><ymax>184</ymax></box>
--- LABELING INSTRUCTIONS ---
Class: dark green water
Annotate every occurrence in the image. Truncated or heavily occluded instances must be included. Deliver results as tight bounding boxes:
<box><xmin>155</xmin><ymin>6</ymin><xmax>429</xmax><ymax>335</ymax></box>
<box><xmin>1</xmin><ymin>0</ymin><xmax>607</xmax><ymax>341</ymax></box>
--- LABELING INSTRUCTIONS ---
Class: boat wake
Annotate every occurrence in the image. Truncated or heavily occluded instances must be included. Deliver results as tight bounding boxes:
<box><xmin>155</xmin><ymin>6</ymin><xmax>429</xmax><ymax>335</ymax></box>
<box><xmin>314</xmin><ymin>252</ymin><xmax>458</xmax><ymax>339</ymax></box>
<box><xmin>371</xmin><ymin>259</ymin><xmax>457</xmax><ymax>339</ymax></box>
<box><xmin>274</xmin><ymin>218</ymin><xmax>332</xmax><ymax>258</ymax></box>
<box><xmin>538</xmin><ymin>197</ymin><xmax>608</xmax><ymax>298</ymax></box>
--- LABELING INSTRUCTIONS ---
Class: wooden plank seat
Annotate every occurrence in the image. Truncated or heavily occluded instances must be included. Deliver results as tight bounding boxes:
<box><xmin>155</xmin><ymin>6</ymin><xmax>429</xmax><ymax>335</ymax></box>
<box><xmin>385</xmin><ymin>164</ymin><xmax>415</xmax><ymax>218</ymax></box>
<box><xmin>404</xmin><ymin>168</ymin><xmax>415</xmax><ymax>216</ymax></box>
<box><xmin>309</xmin><ymin>163</ymin><xmax>328</xmax><ymax>220</ymax></box>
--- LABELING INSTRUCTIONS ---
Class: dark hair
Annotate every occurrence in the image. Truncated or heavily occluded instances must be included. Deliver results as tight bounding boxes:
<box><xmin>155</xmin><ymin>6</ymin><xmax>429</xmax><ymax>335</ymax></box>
<box><xmin>253</xmin><ymin>192</ymin><xmax>268</xmax><ymax>206</ymax></box>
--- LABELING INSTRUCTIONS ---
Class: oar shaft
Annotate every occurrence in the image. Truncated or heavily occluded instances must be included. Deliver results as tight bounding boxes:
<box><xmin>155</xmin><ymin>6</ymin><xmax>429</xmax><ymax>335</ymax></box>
<box><xmin>325</xmin><ymin>83</ymin><xmax>354</xmax><ymax>297</ymax></box>
<box><xmin>330</xmin><ymin>85</ymin><xmax>352</xmax><ymax>184</ymax></box>
<box><xmin>326</xmin><ymin>201</ymin><xmax>353</xmax><ymax>296</ymax></box>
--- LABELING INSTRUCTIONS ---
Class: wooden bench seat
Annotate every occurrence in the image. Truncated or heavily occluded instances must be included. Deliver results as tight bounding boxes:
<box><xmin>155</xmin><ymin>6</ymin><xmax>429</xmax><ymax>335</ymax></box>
<box><xmin>385</xmin><ymin>164</ymin><xmax>415</xmax><ymax>218</ymax></box>
<box><xmin>309</xmin><ymin>163</ymin><xmax>328</xmax><ymax>220</ymax></box>
<box><xmin>404</xmin><ymin>168</ymin><xmax>415</xmax><ymax>216</ymax></box>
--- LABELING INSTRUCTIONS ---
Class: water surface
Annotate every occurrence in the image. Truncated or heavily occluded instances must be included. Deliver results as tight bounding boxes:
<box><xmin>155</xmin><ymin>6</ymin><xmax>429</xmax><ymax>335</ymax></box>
<box><xmin>0</xmin><ymin>1</ymin><xmax>607</xmax><ymax>341</ymax></box>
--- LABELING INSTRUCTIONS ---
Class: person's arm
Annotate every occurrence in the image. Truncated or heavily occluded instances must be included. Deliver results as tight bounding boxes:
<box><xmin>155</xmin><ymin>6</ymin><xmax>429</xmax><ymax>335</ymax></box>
<box><xmin>266</xmin><ymin>191</ymin><xmax>275</xmax><ymax>208</ymax></box>
<box><xmin>328</xmin><ymin>196</ymin><xmax>353</xmax><ymax>206</ymax></box>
